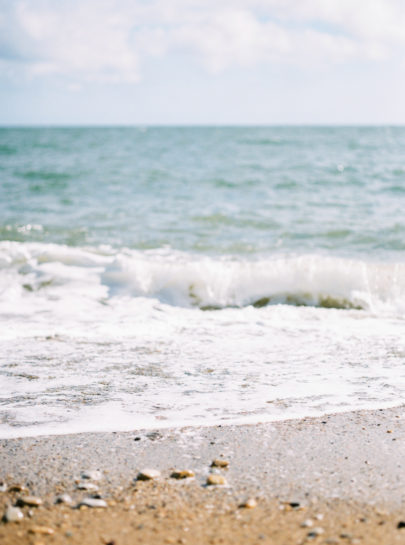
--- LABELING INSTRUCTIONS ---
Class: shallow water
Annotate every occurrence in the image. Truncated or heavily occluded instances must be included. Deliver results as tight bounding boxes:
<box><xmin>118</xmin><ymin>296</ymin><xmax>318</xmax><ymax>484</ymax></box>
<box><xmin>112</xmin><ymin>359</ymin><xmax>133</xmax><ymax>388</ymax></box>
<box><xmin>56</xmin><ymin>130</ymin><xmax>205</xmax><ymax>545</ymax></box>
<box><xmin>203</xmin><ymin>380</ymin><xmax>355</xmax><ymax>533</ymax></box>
<box><xmin>1</xmin><ymin>127</ymin><xmax>405</xmax><ymax>437</ymax></box>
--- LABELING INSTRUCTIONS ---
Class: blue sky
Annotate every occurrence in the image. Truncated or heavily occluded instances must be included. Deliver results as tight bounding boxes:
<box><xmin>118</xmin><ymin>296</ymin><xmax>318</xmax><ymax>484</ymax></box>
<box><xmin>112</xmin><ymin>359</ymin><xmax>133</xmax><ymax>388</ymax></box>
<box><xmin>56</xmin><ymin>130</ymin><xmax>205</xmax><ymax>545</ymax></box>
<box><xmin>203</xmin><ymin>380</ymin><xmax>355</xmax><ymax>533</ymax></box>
<box><xmin>1</xmin><ymin>0</ymin><xmax>405</xmax><ymax>125</ymax></box>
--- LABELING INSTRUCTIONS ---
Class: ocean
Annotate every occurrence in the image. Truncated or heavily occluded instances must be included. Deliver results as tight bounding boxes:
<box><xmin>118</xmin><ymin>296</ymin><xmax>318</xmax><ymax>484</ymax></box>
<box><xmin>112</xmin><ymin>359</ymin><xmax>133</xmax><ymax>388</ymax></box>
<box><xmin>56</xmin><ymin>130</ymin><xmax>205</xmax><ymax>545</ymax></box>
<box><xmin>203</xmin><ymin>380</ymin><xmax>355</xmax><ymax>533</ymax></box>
<box><xmin>1</xmin><ymin>126</ymin><xmax>405</xmax><ymax>438</ymax></box>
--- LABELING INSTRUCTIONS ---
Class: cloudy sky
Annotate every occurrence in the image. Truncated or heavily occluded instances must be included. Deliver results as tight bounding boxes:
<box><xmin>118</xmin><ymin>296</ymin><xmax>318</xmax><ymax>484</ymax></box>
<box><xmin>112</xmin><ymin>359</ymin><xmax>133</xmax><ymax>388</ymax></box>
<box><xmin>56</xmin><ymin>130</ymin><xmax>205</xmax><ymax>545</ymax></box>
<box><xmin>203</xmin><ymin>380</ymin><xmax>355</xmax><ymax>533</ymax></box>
<box><xmin>1</xmin><ymin>0</ymin><xmax>405</xmax><ymax>125</ymax></box>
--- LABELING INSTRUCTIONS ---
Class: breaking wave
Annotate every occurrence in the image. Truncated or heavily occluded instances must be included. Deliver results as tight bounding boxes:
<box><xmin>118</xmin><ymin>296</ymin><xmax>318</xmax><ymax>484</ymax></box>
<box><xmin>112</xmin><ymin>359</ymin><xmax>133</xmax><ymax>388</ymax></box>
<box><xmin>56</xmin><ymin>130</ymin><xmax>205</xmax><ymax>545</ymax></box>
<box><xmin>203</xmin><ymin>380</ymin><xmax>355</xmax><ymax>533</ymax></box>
<box><xmin>1</xmin><ymin>241</ymin><xmax>405</xmax><ymax>315</ymax></box>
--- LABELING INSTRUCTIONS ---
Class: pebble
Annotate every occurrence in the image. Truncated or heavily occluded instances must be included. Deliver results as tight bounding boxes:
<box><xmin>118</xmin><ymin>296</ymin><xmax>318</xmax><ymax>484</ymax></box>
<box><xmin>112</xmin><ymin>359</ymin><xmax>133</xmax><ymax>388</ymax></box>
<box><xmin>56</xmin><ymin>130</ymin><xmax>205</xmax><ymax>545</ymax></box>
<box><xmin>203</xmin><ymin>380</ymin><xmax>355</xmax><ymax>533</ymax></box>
<box><xmin>171</xmin><ymin>470</ymin><xmax>195</xmax><ymax>480</ymax></box>
<box><xmin>28</xmin><ymin>526</ymin><xmax>55</xmax><ymax>535</ymax></box>
<box><xmin>78</xmin><ymin>497</ymin><xmax>108</xmax><ymax>508</ymax></box>
<box><xmin>307</xmin><ymin>527</ymin><xmax>325</xmax><ymax>538</ymax></box>
<box><xmin>0</xmin><ymin>482</ymin><xmax>7</xmax><ymax>492</ymax></box>
<box><xmin>280</xmin><ymin>501</ymin><xmax>303</xmax><ymax>511</ymax></box>
<box><xmin>81</xmin><ymin>470</ymin><xmax>102</xmax><ymax>481</ymax></box>
<box><xmin>55</xmin><ymin>493</ymin><xmax>73</xmax><ymax>505</ymax></box>
<box><xmin>239</xmin><ymin>498</ymin><xmax>257</xmax><ymax>509</ymax></box>
<box><xmin>211</xmin><ymin>459</ymin><xmax>229</xmax><ymax>468</ymax></box>
<box><xmin>76</xmin><ymin>482</ymin><xmax>99</xmax><ymax>492</ymax></box>
<box><xmin>17</xmin><ymin>496</ymin><xmax>43</xmax><ymax>507</ymax></box>
<box><xmin>8</xmin><ymin>485</ymin><xmax>29</xmax><ymax>493</ymax></box>
<box><xmin>137</xmin><ymin>469</ymin><xmax>161</xmax><ymax>481</ymax></box>
<box><xmin>301</xmin><ymin>519</ymin><xmax>314</xmax><ymax>528</ymax></box>
<box><xmin>3</xmin><ymin>505</ymin><xmax>24</xmax><ymax>522</ymax></box>
<box><xmin>206</xmin><ymin>474</ymin><xmax>227</xmax><ymax>486</ymax></box>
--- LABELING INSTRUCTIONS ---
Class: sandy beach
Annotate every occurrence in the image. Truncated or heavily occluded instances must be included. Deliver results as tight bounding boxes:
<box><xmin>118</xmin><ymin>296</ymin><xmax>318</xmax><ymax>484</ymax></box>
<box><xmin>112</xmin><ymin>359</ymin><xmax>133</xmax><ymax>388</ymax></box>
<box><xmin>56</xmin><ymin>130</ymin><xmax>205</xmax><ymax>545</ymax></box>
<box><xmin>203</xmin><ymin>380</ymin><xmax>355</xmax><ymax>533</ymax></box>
<box><xmin>2</xmin><ymin>2</ymin><xmax>405</xmax><ymax>540</ymax></box>
<box><xmin>2</xmin><ymin>406</ymin><xmax>405</xmax><ymax>544</ymax></box>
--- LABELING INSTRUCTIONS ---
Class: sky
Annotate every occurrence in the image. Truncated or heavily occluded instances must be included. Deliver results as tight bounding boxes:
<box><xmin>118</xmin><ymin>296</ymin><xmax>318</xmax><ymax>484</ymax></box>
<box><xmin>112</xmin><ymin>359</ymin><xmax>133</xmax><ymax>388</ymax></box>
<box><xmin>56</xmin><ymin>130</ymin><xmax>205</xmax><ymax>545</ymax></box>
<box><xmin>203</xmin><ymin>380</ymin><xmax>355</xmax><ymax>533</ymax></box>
<box><xmin>1</xmin><ymin>0</ymin><xmax>405</xmax><ymax>125</ymax></box>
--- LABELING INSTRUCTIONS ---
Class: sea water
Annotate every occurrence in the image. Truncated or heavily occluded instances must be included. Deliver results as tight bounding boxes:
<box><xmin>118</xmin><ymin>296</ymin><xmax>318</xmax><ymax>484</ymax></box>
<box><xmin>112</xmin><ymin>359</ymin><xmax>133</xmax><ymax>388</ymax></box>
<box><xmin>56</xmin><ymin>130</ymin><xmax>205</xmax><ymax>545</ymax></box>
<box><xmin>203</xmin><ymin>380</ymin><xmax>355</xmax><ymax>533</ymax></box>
<box><xmin>1</xmin><ymin>126</ymin><xmax>405</xmax><ymax>438</ymax></box>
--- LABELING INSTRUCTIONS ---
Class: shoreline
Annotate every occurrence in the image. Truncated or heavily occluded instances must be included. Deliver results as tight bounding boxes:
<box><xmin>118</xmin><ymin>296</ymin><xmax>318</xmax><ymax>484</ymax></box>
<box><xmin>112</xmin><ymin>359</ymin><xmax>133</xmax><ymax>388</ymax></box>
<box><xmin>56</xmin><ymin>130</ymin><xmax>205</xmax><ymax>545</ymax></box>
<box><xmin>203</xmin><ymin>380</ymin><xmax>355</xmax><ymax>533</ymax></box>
<box><xmin>3</xmin><ymin>399</ymin><xmax>405</xmax><ymax>441</ymax></box>
<box><xmin>2</xmin><ymin>406</ymin><xmax>405</xmax><ymax>543</ymax></box>
<box><xmin>2</xmin><ymin>406</ymin><xmax>405</xmax><ymax>502</ymax></box>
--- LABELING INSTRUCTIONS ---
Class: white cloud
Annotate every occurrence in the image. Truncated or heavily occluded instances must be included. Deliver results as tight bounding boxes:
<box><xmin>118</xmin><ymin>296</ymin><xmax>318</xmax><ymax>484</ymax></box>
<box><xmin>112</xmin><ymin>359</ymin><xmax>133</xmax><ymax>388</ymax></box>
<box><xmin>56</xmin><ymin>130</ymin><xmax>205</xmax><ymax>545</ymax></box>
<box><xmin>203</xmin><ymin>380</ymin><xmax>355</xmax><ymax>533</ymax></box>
<box><xmin>1</xmin><ymin>0</ymin><xmax>142</xmax><ymax>82</ymax></box>
<box><xmin>0</xmin><ymin>0</ymin><xmax>404</xmax><ymax>83</ymax></box>
<box><xmin>171</xmin><ymin>9</ymin><xmax>291</xmax><ymax>73</ymax></box>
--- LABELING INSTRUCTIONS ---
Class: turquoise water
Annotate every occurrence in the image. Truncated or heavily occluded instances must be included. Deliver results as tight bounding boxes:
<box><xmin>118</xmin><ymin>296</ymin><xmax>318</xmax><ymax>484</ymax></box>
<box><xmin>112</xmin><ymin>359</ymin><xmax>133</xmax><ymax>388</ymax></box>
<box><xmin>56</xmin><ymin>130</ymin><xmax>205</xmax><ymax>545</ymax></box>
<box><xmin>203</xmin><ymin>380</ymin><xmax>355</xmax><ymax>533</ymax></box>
<box><xmin>2</xmin><ymin>126</ymin><xmax>405</xmax><ymax>256</ymax></box>
<box><xmin>1</xmin><ymin>126</ymin><xmax>405</xmax><ymax>438</ymax></box>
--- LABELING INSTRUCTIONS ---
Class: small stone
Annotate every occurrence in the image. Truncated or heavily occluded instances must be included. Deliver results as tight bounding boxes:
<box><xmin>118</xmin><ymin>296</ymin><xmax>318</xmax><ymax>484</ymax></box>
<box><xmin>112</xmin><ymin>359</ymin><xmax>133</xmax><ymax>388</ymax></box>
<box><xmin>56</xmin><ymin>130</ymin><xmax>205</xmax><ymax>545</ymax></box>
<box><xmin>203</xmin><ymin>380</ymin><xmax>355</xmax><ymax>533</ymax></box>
<box><xmin>0</xmin><ymin>482</ymin><xmax>7</xmax><ymax>492</ymax></box>
<box><xmin>307</xmin><ymin>527</ymin><xmax>325</xmax><ymax>538</ymax></box>
<box><xmin>78</xmin><ymin>498</ymin><xmax>108</xmax><ymax>508</ymax></box>
<box><xmin>29</xmin><ymin>526</ymin><xmax>55</xmax><ymax>535</ymax></box>
<box><xmin>75</xmin><ymin>482</ymin><xmax>99</xmax><ymax>491</ymax></box>
<box><xmin>239</xmin><ymin>498</ymin><xmax>257</xmax><ymax>509</ymax></box>
<box><xmin>301</xmin><ymin>519</ymin><xmax>314</xmax><ymax>528</ymax></box>
<box><xmin>397</xmin><ymin>521</ymin><xmax>405</xmax><ymax>529</ymax></box>
<box><xmin>171</xmin><ymin>470</ymin><xmax>195</xmax><ymax>480</ymax></box>
<box><xmin>211</xmin><ymin>459</ymin><xmax>229</xmax><ymax>468</ymax></box>
<box><xmin>55</xmin><ymin>493</ymin><xmax>73</xmax><ymax>505</ymax></box>
<box><xmin>17</xmin><ymin>496</ymin><xmax>43</xmax><ymax>507</ymax></box>
<box><xmin>81</xmin><ymin>470</ymin><xmax>102</xmax><ymax>481</ymax></box>
<box><xmin>137</xmin><ymin>469</ymin><xmax>161</xmax><ymax>481</ymax></box>
<box><xmin>281</xmin><ymin>501</ymin><xmax>302</xmax><ymax>511</ymax></box>
<box><xmin>3</xmin><ymin>506</ymin><xmax>24</xmax><ymax>523</ymax></box>
<box><xmin>206</xmin><ymin>474</ymin><xmax>227</xmax><ymax>486</ymax></box>
<box><xmin>8</xmin><ymin>485</ymin><xmax>29</xmax><ymax>493</ymax></box>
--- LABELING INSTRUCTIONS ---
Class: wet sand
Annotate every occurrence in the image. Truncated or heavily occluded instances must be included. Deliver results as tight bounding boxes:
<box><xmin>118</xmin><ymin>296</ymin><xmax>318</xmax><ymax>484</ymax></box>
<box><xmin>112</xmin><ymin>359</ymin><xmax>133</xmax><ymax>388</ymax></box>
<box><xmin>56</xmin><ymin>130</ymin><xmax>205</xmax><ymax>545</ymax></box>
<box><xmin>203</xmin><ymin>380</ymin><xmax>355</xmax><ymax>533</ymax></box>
<box><xmin>2</xmin><ymin>407</ymin><xmax>405</xmax><ymax>543</ymax></box>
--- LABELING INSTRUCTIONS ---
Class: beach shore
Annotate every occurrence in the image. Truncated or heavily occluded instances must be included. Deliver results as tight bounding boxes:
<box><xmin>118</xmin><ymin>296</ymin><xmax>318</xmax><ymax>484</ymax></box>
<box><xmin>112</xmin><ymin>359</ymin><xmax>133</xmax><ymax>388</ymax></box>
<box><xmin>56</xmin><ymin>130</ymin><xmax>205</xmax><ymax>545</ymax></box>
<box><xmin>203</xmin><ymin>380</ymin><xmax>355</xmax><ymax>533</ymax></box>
<box><xmin>2</xmin><ymin>407</ymin><xmax>405</xmax><ymax>544</ymax></box>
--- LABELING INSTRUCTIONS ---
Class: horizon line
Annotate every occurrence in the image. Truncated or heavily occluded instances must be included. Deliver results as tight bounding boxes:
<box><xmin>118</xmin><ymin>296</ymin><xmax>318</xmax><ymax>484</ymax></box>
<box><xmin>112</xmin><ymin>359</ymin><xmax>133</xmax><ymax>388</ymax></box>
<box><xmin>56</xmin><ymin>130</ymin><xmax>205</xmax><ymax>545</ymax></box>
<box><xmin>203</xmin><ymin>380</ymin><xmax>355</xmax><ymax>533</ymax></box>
<box><xmin>1</xmin><ymin>123</ymin><xmax>405</xmax><ymax>129</ymax></box>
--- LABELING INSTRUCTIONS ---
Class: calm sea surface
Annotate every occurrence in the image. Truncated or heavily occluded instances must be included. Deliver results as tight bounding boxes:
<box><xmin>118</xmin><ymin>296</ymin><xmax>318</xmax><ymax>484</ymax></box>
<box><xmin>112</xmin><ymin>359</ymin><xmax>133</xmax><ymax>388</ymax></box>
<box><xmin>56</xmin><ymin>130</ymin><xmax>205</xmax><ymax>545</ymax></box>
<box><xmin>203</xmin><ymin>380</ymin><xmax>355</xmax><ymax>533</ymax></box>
<box><xmin>1</xmin><ymin>126</ymin><xmax>405</xmax><ymax>437</ymax></box>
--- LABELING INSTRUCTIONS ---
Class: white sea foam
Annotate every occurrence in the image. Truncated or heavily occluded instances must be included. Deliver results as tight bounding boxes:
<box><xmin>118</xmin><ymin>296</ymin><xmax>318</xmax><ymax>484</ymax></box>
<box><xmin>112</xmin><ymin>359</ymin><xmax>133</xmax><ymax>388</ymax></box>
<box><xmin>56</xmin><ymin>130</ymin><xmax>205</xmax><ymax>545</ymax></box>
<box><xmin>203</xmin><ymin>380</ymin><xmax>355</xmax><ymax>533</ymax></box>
<box><xmin>2</xmin><ymin>240</ymin><xmax>405</xmax><ymax>314</ymax></box>
<box><xmin>102</xmin><ymin>250</ymin><xmax>405</xmax><ymax>314</ymax></box>
<box><xmin>1</xmin><ymin>241</ymin><xmax>405</xmax><ymax>438</ymax></box>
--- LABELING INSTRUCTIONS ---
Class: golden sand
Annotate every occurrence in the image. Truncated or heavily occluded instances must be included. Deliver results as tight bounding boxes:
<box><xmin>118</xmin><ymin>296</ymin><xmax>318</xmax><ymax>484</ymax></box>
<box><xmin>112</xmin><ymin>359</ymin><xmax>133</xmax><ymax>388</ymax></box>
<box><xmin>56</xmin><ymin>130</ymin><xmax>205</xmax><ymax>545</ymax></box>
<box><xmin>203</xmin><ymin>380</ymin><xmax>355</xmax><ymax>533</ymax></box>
<box><xmin>1</xmin><ymin>477</ymin><xmax>405</xmax><ymax>545</ymax></box>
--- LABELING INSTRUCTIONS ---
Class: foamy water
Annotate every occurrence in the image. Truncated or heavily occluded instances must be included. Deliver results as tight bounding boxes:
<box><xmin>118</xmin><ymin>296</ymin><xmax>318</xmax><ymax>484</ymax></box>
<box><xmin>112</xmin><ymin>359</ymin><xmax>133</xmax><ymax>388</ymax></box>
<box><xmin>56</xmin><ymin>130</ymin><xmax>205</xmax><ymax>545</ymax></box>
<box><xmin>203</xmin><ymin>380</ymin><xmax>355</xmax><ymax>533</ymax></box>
<box><xmin>1</xmin><ymin>241</ymin><xmax>405</xmax><ymax>438</ymax></box>
<box><xmin>1</xmin><ymin>127</ymin><xmax>405</xmax><ymax>438</ymax></box>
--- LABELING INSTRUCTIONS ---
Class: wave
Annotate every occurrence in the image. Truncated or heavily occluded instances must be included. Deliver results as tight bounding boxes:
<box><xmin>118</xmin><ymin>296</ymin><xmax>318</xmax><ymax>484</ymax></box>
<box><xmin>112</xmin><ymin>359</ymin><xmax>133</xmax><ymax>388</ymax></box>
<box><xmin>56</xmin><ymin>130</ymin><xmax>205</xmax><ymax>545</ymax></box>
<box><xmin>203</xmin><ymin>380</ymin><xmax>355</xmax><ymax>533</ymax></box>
<box><xmin>102</xmin><ymin>252</ymin><xmax>405</xmax><ymax>313</ymax></box>
<box><xmin>1</xmin><ymin>241</ymin><xmax>405</xmax><ymax>315</ymax></box>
